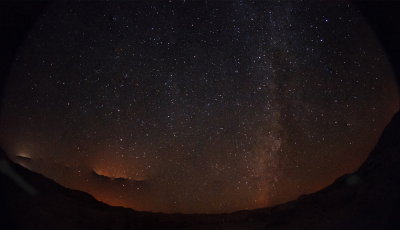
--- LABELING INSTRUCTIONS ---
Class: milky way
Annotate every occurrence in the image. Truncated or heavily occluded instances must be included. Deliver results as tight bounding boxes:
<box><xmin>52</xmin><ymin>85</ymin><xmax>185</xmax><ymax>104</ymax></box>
<box><xmin>0</xmin><ymin>1</ymin><xmax>398</xmax><ymax>214</ymax></box>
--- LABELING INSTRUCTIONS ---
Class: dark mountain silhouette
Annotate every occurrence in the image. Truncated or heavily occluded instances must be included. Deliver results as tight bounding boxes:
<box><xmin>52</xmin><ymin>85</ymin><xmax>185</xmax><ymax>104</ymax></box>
<box><xmin>1</xmin><ymin>111</ymin><xmax>400</xmax><ymax>230</ymax></box>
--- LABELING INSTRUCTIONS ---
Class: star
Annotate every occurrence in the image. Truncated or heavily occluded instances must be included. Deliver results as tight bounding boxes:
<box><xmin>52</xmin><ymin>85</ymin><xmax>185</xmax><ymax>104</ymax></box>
<box><xmin>0</xmin><ymin>0</ymin><xmax>398</xmax><ymax>214</ymax></box>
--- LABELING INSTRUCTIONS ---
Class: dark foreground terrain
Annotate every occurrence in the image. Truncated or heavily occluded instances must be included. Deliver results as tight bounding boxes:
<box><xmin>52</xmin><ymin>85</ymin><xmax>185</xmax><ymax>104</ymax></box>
<box><xmin>1</xmin><ymin>111</ymin><xmax>400</xmax><ymax>230</ymax></box>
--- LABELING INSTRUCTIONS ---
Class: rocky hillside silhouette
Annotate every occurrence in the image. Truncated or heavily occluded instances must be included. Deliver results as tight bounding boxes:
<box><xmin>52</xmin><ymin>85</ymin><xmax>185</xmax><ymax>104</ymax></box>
<box><xmin>1</xmin><ymin>111</ymin><xmax>400</xmax><ymax>230</ymax></box>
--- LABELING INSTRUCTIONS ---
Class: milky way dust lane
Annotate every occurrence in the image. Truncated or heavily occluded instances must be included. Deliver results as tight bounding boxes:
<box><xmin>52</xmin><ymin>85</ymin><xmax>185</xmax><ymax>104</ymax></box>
<box><xmin>0</xmin><ymin>1</ymin><xmax>398</xmax><ymax>214</ymax></box>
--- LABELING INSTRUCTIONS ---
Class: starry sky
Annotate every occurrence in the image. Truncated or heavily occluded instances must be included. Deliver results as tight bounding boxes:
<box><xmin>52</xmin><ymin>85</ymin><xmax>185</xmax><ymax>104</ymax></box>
<box><xmin>0</xmin><ymin>1</ymin><xmax>398</xmax><ymax>214</ymax></box>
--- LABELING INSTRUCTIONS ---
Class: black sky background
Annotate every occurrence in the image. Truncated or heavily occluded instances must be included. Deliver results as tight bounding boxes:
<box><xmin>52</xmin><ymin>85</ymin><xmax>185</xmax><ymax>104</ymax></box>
<box><xmin>0</xmin><ymin>1</ymin><xmax>399</xmax><ymax>215</ymax></box>
<box><xmin>0</xmin><ymin>1</ymin><xmax>399</xmax><ymax>110</ymax></box>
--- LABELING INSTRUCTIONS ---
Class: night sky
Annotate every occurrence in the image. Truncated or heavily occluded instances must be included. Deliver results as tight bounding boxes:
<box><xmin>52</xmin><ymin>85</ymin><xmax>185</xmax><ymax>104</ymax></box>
<box><xmin>0</xmin><ymin>1</ymin><xmax>398</xmax><ymax>214</ymax></box>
